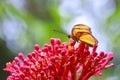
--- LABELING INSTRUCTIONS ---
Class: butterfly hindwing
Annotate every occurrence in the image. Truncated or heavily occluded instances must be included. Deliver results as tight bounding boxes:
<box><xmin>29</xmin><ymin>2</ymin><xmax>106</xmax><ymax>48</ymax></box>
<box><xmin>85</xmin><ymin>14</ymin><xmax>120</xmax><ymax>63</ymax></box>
<box><xmin>79</xmin><ymin>33</ymin><xmax>98</xmax><ymax>46</ymax></box>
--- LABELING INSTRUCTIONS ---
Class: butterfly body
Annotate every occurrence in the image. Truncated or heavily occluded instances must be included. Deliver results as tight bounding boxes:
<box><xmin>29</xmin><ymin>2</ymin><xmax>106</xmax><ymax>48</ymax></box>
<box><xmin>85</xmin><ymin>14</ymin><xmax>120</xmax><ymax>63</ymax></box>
<box><xmin>69</xmin><ymin>24</ymin><xmax>98</xmax><ymax>47</ymax></box>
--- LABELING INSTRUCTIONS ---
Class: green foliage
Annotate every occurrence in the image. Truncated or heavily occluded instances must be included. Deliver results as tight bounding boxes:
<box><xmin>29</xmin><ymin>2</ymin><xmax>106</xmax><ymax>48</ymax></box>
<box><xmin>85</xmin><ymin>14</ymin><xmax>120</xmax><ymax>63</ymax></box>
<box><xmin>106</xmin><ymin>0</ymin><xmax>120</xmax><ymax>55</ymax></box>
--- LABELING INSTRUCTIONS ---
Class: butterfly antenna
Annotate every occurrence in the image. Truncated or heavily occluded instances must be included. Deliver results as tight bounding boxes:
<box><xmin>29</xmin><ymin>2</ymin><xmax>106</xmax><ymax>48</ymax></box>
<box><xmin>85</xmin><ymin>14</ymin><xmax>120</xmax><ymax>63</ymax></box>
<box><xmin>53</xmin><ymin>29</ymin><xmax>67</xmax><ymax>36</ymax></box>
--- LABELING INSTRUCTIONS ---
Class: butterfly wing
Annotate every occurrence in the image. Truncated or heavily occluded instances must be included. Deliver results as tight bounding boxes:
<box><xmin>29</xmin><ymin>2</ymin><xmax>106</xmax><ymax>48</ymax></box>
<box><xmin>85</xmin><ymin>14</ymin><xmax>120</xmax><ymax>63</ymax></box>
<box><xmin>79</xmin><ymin>33</ymin><xmax>98</xmax><ymax>46</ymax></box>
<box><xmin>72</xmin><ymin>24</ymin><xmax>91</xmax><ymax>35</ymax></box>
<box><xmin>72</xmin><ymin>24</ymin><xmax>91</xmax><ymax>40</ymax></box>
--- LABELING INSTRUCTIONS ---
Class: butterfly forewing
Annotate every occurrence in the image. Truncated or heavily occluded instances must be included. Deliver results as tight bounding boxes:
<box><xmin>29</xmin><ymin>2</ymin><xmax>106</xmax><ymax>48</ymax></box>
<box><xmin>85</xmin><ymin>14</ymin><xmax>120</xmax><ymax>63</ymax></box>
<box><xmin>72</xmin><ymin>24</ymin><xmax>91</xmax><ymax>33</ymax></box>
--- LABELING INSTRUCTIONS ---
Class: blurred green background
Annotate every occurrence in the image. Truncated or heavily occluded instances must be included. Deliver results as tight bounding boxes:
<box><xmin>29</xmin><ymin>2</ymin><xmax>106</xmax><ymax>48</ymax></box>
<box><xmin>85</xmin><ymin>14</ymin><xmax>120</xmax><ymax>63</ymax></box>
<box><xmin>0</xmin><ymin>0</ymin><xmax>120</xmax><ymax>80</ymax></box>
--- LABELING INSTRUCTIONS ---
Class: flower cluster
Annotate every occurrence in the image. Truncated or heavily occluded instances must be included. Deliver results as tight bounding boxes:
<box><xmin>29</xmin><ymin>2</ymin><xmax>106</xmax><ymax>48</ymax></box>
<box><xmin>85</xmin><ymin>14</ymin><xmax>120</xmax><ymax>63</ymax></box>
<box><xmin>4</xmin><ymin>38</ymin><xmax>114</xmax><ymax>80</ymax></box>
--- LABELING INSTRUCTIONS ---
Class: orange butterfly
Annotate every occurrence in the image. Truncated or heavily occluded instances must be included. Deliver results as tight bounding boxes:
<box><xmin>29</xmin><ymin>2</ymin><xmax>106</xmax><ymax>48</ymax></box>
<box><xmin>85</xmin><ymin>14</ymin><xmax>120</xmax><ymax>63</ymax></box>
<box><xmin>68</xmin><ymin>24</ymin><xmax>98</xmax><ymax>47</ymax></box>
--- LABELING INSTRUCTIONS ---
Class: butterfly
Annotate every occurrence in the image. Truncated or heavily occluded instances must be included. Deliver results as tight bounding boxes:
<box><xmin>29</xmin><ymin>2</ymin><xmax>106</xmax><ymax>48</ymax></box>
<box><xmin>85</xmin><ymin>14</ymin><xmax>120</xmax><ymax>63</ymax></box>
<box><xmin>68</xmin><ymin>24</ymin><xmax>98</xmax><ymax>47</ymax></box>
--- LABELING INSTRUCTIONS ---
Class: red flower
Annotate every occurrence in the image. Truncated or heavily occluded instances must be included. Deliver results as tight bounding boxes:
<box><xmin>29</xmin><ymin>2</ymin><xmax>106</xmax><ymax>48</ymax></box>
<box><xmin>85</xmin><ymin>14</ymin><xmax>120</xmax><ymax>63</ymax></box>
<box><xmin>4</xmin><ymin>38</ymin><xmax>114</xmax><ymax>80</ymax></box>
